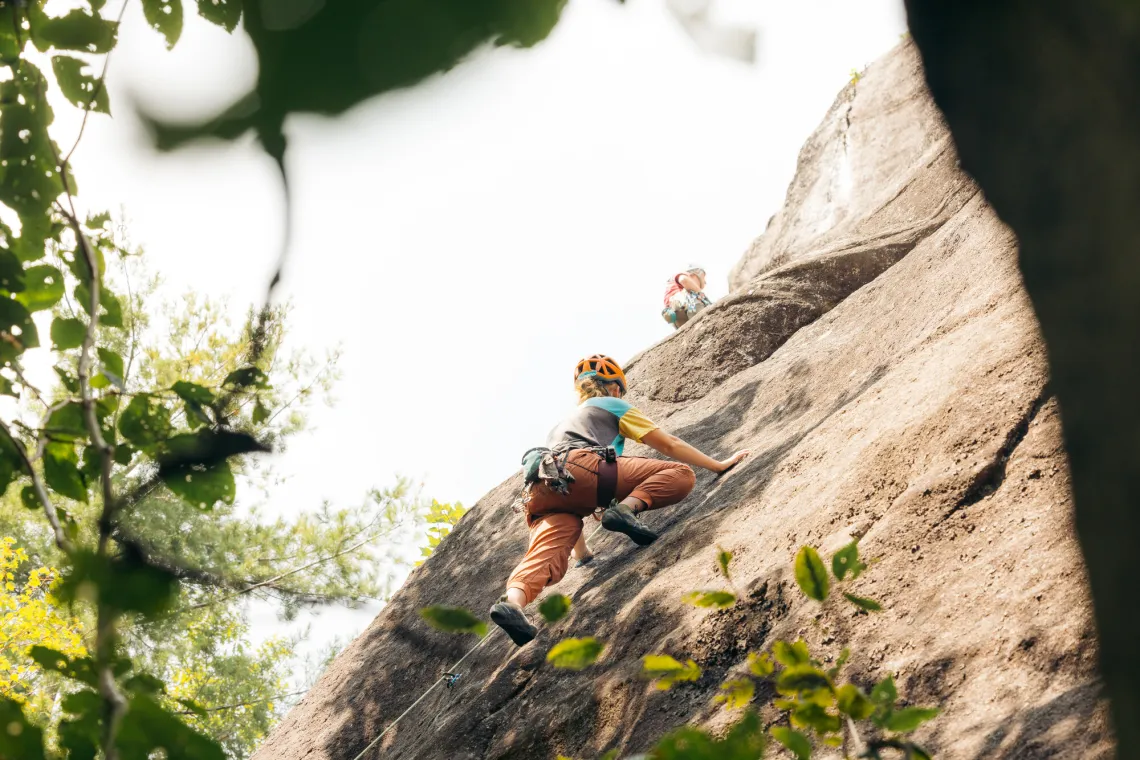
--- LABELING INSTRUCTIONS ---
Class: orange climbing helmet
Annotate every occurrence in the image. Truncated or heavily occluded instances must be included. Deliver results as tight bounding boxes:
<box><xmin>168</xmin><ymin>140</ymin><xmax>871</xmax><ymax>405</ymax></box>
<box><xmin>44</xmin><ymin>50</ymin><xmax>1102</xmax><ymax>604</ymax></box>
<box><xmin>575</xmin><ymin>354</ymin><xmax>627</xmax><ymax>393</ymax></box>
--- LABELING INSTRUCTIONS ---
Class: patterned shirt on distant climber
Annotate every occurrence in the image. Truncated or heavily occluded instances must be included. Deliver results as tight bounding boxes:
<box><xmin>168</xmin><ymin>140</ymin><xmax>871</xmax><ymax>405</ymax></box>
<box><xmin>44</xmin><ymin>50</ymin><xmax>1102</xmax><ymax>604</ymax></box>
<box><xmin>662</xmin><ymin>264</ymin><xmax>713</xmax><ymax>329</ymax></box>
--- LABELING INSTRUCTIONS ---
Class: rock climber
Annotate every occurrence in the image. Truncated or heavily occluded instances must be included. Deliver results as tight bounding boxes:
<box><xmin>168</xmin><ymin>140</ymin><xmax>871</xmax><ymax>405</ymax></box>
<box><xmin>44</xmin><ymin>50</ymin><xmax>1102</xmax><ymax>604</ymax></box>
<box><xmin>662</xmin><ymin>264</ymin><xmax>713</xmax><ymax>329</ymax></box>
<box><xmin>489</xmin><ymin>354</ymin><xmax>751</xmax><ymax>646</ymax></box>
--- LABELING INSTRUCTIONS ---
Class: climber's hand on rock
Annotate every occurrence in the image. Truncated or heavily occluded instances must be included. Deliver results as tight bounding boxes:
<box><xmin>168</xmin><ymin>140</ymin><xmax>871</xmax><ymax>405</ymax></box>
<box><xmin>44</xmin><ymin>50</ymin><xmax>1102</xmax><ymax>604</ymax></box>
<box><xmin>717</xmin><ymin>449</ymin><xmax>752</xmax><ymax>474</ymax></box>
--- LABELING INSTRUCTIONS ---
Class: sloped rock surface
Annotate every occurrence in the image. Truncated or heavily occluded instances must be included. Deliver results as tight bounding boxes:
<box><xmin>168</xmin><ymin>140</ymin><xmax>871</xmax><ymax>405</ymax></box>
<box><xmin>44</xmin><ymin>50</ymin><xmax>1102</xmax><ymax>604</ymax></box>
<box><xmin>254</xmin><ymin>41</ymin><xmax>1107</xmax><ymax>760</ymax></box>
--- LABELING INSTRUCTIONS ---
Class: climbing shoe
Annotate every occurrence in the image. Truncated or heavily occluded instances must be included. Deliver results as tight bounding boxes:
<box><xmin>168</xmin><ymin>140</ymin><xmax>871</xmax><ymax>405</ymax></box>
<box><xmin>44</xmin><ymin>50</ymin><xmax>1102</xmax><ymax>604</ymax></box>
<box><xmin>601</xmin><ymin>503</ymin><xmax>657</xmax><ymax>546</ymax></box>
<box><xmin>490</xmin><ymin>601</ymin><xmax>538</xmax><ymax>647</ymax></box>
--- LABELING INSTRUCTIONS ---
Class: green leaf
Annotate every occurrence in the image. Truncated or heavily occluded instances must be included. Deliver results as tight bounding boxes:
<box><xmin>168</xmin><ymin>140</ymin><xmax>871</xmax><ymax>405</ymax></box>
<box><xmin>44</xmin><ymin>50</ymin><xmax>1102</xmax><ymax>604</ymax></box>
<box><xmin>419</xmin><ymin>606</ymin><xmax>487</xmax><ymax>637</ymax></box>
<box><xmin>172</xmin><ymin>381</ymin><xmax>216</xmax><ymax>405</ymax></box>
<box><xmin>908</xmin><ymin>742</ymin><xmax>934</xmax><ymax>759</ymax></box>
<box><xmin>769</xmin><ymin>726</ymin><xmax>811</xmax><ymax>760</ymax></box>
<box><xmin>119</xmin><ymin>394</ymin><xmax>172</xmax><ymax>448</ymax></box>
<box><xmin>716</xmin><ymin>546</ymin><xmax>733</xmax><ymax>580</ymax></box>
<box><xmin>836</xmin><ymin>684</ymin><xmax>876</xmax><ymax>720</ymax></box>
<box><xmin>0</xmin><ymin>431</ymin><xmax>26</xmax><ymax>496</ymax></box>
<box><xmin>831</xmin><ymin>540</ymin><xmax>865</xmax><ymax>581</ymax></box>
<box><xmin>252</xmin><ymin>397</ymin><xmax>270</xmax><ymax>424</ymax></box>
<box><xmin>113</xmin><ymin>442</ymin><xmax>135</xmax><ymax>465</ymax></box>
<box><xmin>27</xmin><ymin>646</ymin><xmax>98</xmax><ymax>687</ymax></box>
<box><xmin>843</xmin><ymin>592</ymin><xmax>883</xmax><ymax>612</ymax></box>
<box><xmin>748</xmin><ymin>652</ymin><xmax>774</xmax><ymax>678</ymax></box>
<box><xmin>115</xmin><ymin>694</ymin><xmax>225</xmax><ymax>760</ymax></box>
<box><xmin>776</xmin><ymin>665</ymin><xmax>833</xmax><ymax>696</ymax></box>
<box><xmin>30</xmin><ymin>8</ymin><xmax>118</xmax><ymax>53</ymax></box>
<box><xmin>794</xmin><ymin>546</ymin><xmax>829</xmax><ymax>601</ymax></box>
<box><xmin>826</xmin><ymin>648</ymin><xmax>850</xmax><ymax>680</ymax></box>
<box><xmin>43</xmin><ymin>440</ymin><xmax>87</xmax><ymax>502</ymax></box>
<box><xmin>547</xmin><ymin>637</ymin><xmax>604</xmax><ymax>671</ymax></box>
<box><xmin>883</xmin><ymin>707</ymin><xmax>940</xmax><ymax>733</ymax></box>
<box><xmin>641</xmin><ymin>654</ymin><xmax>701</xmax><ymax>690</ymax></box>
<box><xmin>0</xmin><ymin>249</ymin><xmax>25</xmax><ymax>294</ymax></box>
<box><xmin>97</xmin><ymin>347</ymin><xmax>124</xmax><ymax>388</ymax></box>
<box><xmin>123</xmin><ymin>673</ymin><xmax>166</xmax><ymax>695</ymax></box>
<box><xmin>99</xmin><ymin>291</ymin><xmax>123</xmax><ymax>327</ymax></box>
<box><xmin>85</xmin><ymin>211</ymin><xmax>111</xmax><ymax>229</ymax></box>
<box><xmin>871</xmin><ymin>675</ymin><xmax>898</xmax><ymax>711</ymax></box>
<box><xmin>790</xmin><ymin>701</ymin><xmax>841</xmax><ymax>734</ymax></box>
<box><xmin>176</xmin><ymin>697</ymin><xmax>208</xmax><ymax>717</ymax></box>
<box><xmin>161</xmin><ymin>458</ymin><xmax>235</xmax><ymax>510</ymax></box>
<box><xmin>0</xmin><ymin>296</ymin><xmax>40</xmax><ymax>361</ymax></box>
<box><xmin>0</xmin><ymin>697</ymin><xmax>46</xmax><ymax>760</ymax></box>
<box><xmin>46</xmin><ymin>402</ymin><xmax>87</xmax><ymax>441</ymax></box>
<box><xmin>55</xmin><ymin>366</ymin><xmax>80</xmax><ymax>393</ymax></box>
<box><xmin>196</xmin><ymin>0</ymin><xmax>241</xmax><ymax>31</ymax></box>
<box><xmin>15</xmin><ymin>265</ymin><xmax>64</xmax><ymax>312</ymax></box>
<box><xmin>51</xmin><ymin>55</ymin><xmax>110</xmax><ymax>114</ymax></box>
<box><xmin>773</xmin><ymin>640</ymin><xmax>811</xmax><ymax>667</ymax></box>
<box><xmin>60</xmin><ymin>690</ymin><xmax>101</xmax><ymax>715</ymax></box>
<box><xmin>718</xmin><ymin>711</ymin><xmax>767</xmax><ymax>760</ymax></box>
<box><xmin>715</xmin><ymin>678</ymin><xmax>755</xmax><ymax>710</ymax></box>
<box><xmin>538</xmin><ymin>593</ymin><xmax>571</xmax><ymax>623</ymax></box>
<box><xmin>58</xmin><ymin>549</ymin><xmax>178</xmax><ymax>616</ymax></box>
<box><xmin>50</xmin><ymin>317</ymin><xmax>85</xmax><ymax>351</ymax></box>
<box><xmin>20</xmin><ymin>485</ymin><xmax>40</xmax><ymax>510</ymax></box>
<box><xmin>142</xmin><ymin>0</ymin><xmax>184</xmax><ymax>49</ymax></box>
<box><xmin>223</xmin><ymin>365</ymin><xmax>270</xmax><ymax>390</ymax></box>
<box><xmin>682</xmin><ymin>590</ymin><xmax>736</xmax><ymax>609</ymax></box>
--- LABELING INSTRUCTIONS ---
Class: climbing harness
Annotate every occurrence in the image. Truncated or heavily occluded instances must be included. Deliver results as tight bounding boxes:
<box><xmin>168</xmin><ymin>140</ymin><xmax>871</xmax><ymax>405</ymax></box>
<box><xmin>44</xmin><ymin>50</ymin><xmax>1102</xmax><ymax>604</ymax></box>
<box><xmin>513</xmin><ymin>445</ymin><xmax>619</xmax><ymax>516</ymax></box>
<box><xmin>349</xmin><ymin>630</ymin><xmax>500</xmax><ymax>760</ymax></box>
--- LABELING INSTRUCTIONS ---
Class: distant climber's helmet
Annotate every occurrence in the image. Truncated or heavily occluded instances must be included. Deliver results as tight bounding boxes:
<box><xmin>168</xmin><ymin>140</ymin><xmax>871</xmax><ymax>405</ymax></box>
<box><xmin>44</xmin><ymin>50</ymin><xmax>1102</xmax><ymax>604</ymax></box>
<box><xmin>575</xmin><ymin>354</ymin><xmax>627</xmax><ymax>394</ymax></box>
<box><xmin>685</xmin><ymin>264</ymin><xmax>706</xmax><ymax>277</ymax></box>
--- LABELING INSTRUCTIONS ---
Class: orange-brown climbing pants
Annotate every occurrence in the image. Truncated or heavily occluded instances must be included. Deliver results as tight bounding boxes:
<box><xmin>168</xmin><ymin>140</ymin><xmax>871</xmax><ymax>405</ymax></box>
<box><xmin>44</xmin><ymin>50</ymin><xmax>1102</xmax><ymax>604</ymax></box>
<box><xmin>505</xmin><ymin>451</ymin><xmax>696</xmax><ymax>605</ymax></box>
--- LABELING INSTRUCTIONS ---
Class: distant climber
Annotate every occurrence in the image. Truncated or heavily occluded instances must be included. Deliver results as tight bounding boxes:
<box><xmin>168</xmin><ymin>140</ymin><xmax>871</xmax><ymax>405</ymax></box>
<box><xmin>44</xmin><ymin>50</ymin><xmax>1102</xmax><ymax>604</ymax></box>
<box><xmin>662</xmin><ymin>264</ymin><xmax>713</xmax><ymax>329</ymax></box>
<box><xmin>489</xmin><ymin>354</ymin><xmax>751</xmax><ymax>646</ymax></box>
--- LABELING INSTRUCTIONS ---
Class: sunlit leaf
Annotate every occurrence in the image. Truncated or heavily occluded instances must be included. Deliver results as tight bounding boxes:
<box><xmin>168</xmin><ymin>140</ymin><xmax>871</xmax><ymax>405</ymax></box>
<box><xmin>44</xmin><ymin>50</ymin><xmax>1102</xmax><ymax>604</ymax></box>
<box><xmin>716</xmin><ymin>546</ymin><xmax>733</xmax><ymax>580</ymax></box>
<box><xmin>15</xmin><ymin>265</ymin><xmax>64</xmax><ymax>312</ymax></box>
<box><xmin>790</xmin><ymin>700</ymin><xmax>840</xmax><ymax>734</ymax></box>
<box><xmin>119</xmin><ymin>394</ymin><xmax>172</xmax><ymax>448</ymax></box>
<box><xmin>772</xmin><ymin>640</ymin><xmax>811</xmax><ymax>667</ymax></box>
<box><xmin>97</xmin><ymin>347</ymin><xmax>124</xmax><ymax>388</ymax></box>
<box><xmin>715</xmin><ymin>678</ymin><xmax>755</xmax><ymax>710</ymax></box>
<box><xmin>794</xmin><ymin>546</ymin><xmax>829</xmax><ymax>601</ymax></box>
<box><xmin>547</xmin><ymin>637</ymin><xmax>604</xmax><ymax>671</ymax></box>
<box><xmin>641</xmin><ymin>654</ymin><xmax>701</xmax><ymax>690</ymax></box>
<box><xmin>871</xmin><ymin>675</ymin><xmax>898</xmax><ymax>710</ymax></box>
<box><xmin>769</xmin><ymin>726</ymin><xmax>811</xmax><ymax>760</ymax></box>
<box><xmin>538</xmin><ymin>593</ymin><xmax>571</xmax><ymax>623</ymax></box>
<box><xmin>683</xmin><ymin>590</ymin><xmax>736</xmax><ymax>609</ymax></box>
<box><xmin>419</xmin><ymin>606</ymin><xmax>487</xmax><ymax>637</ymax></box>
<box><xmin>831</xmin><ymin>540</ymin><xmax>865</xmax><ymax>581</ymax></box>
<box><xmin>161</xmin><ymin>459</ymin><xmax>235</xmax><ymax>510</ymax></box>
<box><xmin>652</xmin><ymin>711</ymin><xmax>765</xmax><ymax>760</ymax></box>
<box><xmin>748</xmin><ymin>652</ymin><xmax>774</xmax><ymax>678</ymax></box>
<box><xmin>30</xmin><ymin>7</ymin><xmax>118</xmax><ymax>53</ymax></box>
<box><xmin>883</xmin><ymin>707</ymin><xmax>940</xmax><ymax>733</ymax></box>
<box><xmin>196</xmin><ymin>0</ymin><xmax>241</xmax><ymax>31</ymax></box>
<box><xmin>142</xmin><ymin>0</ymin><xmax>183</xmax><ymax>49</ymax></box>
<box><xmin>843</xmin><ymin>592</ymin><xmax>882</xmax><ymax>612</ymax></box>
<box><xmin>836</xmin><ymin>684</ymin><xmax>877</xmax><ymax>720</ymax></box>
<box><xmin>46</xmin><ymin>402</ymin><xmax>87</xmax><ymax>441</ymax></box>
<box><xmin>51</xmin><ymin>55</ymin><xmax>110</xmax><ymax>114</ymax></box>
<box><xmin>776</xmin><ymin>664</ymin><xmax>832</xmax><ymax>696</ymax></box>
<box><xmin>51</xmin><ymin>317</ymin><xmax>86</xmax><ymax>350</ymax></box>
<box><xmin>826</xmin><ymin>648</ymin><xmax>850</xmax><ymax>680</ymax></box>
<box><xmin>43</xmin><ymin>440</ymin><xmax>87</xmax><ymax>502</ymax></box>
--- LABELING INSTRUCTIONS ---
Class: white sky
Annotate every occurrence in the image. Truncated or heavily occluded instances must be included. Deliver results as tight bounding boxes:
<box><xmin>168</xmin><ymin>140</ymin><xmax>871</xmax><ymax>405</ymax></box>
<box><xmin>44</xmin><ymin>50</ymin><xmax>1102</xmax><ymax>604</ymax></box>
<box><xmin>42</xmin><ymin>0</ymin><xmax>906</xmax><ymax>664</ymax></box>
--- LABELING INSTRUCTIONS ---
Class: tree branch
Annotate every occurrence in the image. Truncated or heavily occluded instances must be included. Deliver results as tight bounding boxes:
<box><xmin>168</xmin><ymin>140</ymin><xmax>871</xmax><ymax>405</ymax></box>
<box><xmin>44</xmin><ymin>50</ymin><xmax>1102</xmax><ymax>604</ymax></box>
<box><xmin>176</xmin><ymin>689</ymin><xmax>307</xmax><ymax>716</ymax></box>
<box><xmin>0</xmin><ymin>419</ymin><xmax>72</xmax><ymax>554</ymax></box>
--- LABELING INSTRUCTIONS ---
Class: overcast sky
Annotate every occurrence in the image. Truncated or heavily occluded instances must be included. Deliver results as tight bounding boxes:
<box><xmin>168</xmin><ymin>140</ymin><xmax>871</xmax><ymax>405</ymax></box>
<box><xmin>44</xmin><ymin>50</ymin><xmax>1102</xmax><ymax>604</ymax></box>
<box><xmin>47</xmin><ymin>0</ymin><xmax>907</xmax><ymax>661</ymax></box>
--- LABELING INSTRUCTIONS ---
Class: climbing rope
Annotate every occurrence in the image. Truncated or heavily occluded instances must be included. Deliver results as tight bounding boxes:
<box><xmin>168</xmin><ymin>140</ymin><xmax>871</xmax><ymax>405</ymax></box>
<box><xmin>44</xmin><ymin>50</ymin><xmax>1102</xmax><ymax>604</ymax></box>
<box><xmin>350</xmin><ymin>629</ymin><xmax>500</xmax><ymax>760</ymax></box>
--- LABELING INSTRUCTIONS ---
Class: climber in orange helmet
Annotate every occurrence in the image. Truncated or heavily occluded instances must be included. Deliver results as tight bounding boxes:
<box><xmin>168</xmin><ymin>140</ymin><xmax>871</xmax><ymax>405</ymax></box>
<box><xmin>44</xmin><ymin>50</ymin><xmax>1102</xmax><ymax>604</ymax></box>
<box><xmin>489</xmin><ymin>354</ymin><xmax>751</xmax><ymax>646</ymax></box>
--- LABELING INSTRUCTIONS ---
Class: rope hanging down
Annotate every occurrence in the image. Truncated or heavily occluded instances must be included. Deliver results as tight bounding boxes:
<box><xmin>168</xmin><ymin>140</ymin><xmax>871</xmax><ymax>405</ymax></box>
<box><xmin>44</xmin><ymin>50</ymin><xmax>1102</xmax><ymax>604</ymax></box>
<box><xmin>350</xmin><ymin>629</ymin><xmax>500</xmax><ymax>760</ymax></box>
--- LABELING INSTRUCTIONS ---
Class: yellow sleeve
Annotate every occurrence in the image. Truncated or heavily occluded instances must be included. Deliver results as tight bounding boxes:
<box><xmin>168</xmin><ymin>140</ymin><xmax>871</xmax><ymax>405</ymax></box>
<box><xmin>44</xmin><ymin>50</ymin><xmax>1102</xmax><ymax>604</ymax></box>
<box><xmin>618</xmin><ymin>407</ymin><xmax>659</xmax><ymax>443</ymax></box>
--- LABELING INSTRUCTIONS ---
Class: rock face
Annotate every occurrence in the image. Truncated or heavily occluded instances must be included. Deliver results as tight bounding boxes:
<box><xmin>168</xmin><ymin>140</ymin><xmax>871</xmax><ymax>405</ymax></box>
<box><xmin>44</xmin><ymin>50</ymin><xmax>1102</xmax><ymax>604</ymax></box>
<box><xmin>254</xmin><ymin>41</ymin><xmax>1109</xmax><ymax>760</ymax></box>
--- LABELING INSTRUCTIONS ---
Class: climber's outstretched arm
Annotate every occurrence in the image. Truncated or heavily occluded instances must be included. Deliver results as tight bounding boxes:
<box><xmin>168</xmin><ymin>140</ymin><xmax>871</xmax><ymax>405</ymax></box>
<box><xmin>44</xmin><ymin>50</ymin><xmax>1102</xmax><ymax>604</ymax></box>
<box><xmin>641</xmin><ymin>429</ymin><xmax>750</xmax><ymax>474</ymax></box>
